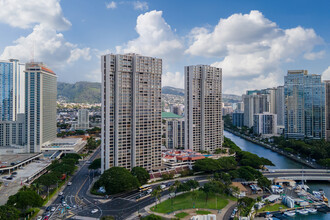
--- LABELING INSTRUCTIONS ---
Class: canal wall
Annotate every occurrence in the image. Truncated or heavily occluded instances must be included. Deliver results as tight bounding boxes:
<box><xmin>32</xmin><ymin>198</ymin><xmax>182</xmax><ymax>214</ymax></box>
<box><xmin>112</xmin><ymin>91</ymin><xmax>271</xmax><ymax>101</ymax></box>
<box><xmin>224</xmin><ymin>128</ymin><xmax>320</xmax><ymax>169</ymax></box>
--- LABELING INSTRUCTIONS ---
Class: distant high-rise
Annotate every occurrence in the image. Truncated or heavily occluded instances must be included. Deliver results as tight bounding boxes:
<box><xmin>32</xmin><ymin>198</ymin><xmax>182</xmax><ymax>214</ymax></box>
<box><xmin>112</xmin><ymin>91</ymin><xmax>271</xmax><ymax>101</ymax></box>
<box><xmin>0</xmin><ymin>59</ymin><xmax>25</xmax><ymax>121</ymax></box>
<box><xmin>25</xmin><ymin>62</ymin><xmax>57</xmax><ymax>153</ymax></box>
<box><xmin>232</xmin><ymin>112</ymin><xmax>244</xmax><ymax>128</ymax></box>
<box><xmin>324</xmin><ymin>80</ymin><xmax>330</xmax><ymax>141</ymax></box>
<box><xmin>284</xmin><ymin>70</ymin><xmax>325</xmax><ymax>139</ymax></box>
<box><xmin>185</xmin><ymin>65</ymin><xmax>223</xmax><ymax>153</ymax></box>
<box><xmin>162</xmin><ymin>112</ymin><xmax>184</xmax><ymax>149</ymax></box>
<box><xmin>242</xmin><ymin>91</ymin><xmax>269</xmax><ymax>128</ymax></box>
<box><xmin>101</xmin><ymin>53</ymin><xmax>162</xmax><ymax>173</ymax></box>
<box><xmin>275</xmin><ymin>86</ymin><xmax>285</xmax><ymax>126</ymax></box>
<box><xmin>78</xmin><ymin>109</ymin><xmax>89</xmax><ymax>130</ymax></box>
<box><xmin>253</xmin><ymin>113</ymin><xmax>277</xmax><ymax>136</ymax></box>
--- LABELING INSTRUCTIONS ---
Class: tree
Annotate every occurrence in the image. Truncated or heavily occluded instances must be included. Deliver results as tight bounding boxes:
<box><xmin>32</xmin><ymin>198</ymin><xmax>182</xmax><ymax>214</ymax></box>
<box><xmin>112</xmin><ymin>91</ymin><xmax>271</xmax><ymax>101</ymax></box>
<box><xmin>193</xmin><ymin>158</ymin><xmax>220</xmax><ymax>173</ymax></box>
<box><xmin>173</xmin><ymin>180</ymin><xmax>181</xmax><ymax>197</ymax></box>
<box><xmin>131</xmin><ymin>167</ymin><xmax>150</xmax><ymax>185</ymax></box>
<box><xmin>0</xmin><ymin>205</ymin><xmax>20</xmax><ymax>220</ymax></box>
<box><xmin>257</xmin><ymin>176</ymin><xmax>271</xmax><ymax>190</ymax></box>
<box><xmin>7</xmin><ymin>190</ymin><xmax>43</xmax><ymax>209</ymax></box>
<box><xmin>151</xmin><ymin>186</ymin><xmax>162</xmax><ymax>207</ymax></box>
<box><xmin>141</xmin><ymin>214</ymin><xmax>162</xmax><ymax>220</ymax></box>
<box><xmin>97</xmin><ymin>167</ymin><xmax>140</xmax><ymax>194</ymax></box>
<box><xmin>89</xmin><ymin>158</ymin><xmax>101</xmax><ymax>170</ymax></box>
<box><xmin>168</xmin><ymin>185</ymin><xmax>175</xmax><ymax>210</ymax></box>
<box><xmin>191</xmin><ymin>190</ymin><xmax>198</xmax><ymax>208</ymax></box>
<box><xmin>31</xmin><ymin>182</ymin><xmax>43</xmax><ymax>195</ymax></box>
<box><xmin>218</xmin><ymin>156</ymin><xmax>237</xmax><ymax>171</ymax></box>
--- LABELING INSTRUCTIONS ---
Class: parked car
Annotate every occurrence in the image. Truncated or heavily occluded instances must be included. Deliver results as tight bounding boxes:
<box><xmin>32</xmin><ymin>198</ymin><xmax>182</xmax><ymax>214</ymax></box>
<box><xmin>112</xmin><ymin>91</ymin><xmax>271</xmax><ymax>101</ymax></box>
<box><xmin>59</xmin><ymin>191</ymin><xmax>63</xmax><ymax>196</ymax></box>
<box><xmin>67</xmin><ymin>182</ymin><xmax>72</xmax><ymax>186</ymax></box>
<box><xmin>43</xmin><ymin>217</ymin><xmax>49</xmax><ymax>220</ymax></box>
<box><xmin>91</xmin><ymin>209</ymin><xmax>98</xmax><ymax>214</ymax></box>
<box><xmin>6</xmin><ymin>177</ymin><xmax>13</xmax><ymax>180</ymax></box>
<box><xmin>37</xmin><ymin>216</ymin><xmax>42</xmax><ymax>220</ymax></box>
<box><xmin>51</xmin><ymin>207</ymin><xmax>56</xmax><ymax>212</ymax></box>
<box><xmin>160</xmin><ymin>184</ymin><xmax>166</xmax><ymax>190</ymax></box>
<box><xmin>46</xmin><ymin>207</ymin><xmax>51</xmax><ymax>212</ymax></box>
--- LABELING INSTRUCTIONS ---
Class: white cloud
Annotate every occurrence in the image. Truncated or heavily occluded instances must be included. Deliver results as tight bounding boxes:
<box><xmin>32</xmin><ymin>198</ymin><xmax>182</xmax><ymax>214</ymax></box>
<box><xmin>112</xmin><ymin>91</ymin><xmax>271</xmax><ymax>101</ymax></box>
<box><xmin>162</xmin><ymin>72</ymin><xmax>184</xmax><ymax>88</ymax></box>
<box><xmin>0</xmin><ymin>0</ymin><xmax>71</xmax><ymax>30</ymax></box>
<box><xmin>133</xmin><ymin>1</ymin><xmax>148</xmax><ymax>11</ymax></box>
<box><xmin>106</xmin><ymin>1</ymin><xmax>117</xmax><ymax>9</ymax></box>
<box><xmin>186</xmin><ymin>10</ymin><xmax>323</xmax><ymax>94</ymax></box>
<box><xmin>0</xmin><ymin>24</ymin><xmax>90</xmax><ymax>68</ymax></box>
<box><xmin>116</xmin><ymin>10</ymin><xmax>183</xmax><ymax>60</ymax></box>
<box><xmin>322</xmin><ymin>66</ymin><xmax>330</xmax><ymax>80</ymax></box>
<box><xmin>304</xmin><ymin>50</ymin><xmax>325</xmax><ymax>60</ymax></box>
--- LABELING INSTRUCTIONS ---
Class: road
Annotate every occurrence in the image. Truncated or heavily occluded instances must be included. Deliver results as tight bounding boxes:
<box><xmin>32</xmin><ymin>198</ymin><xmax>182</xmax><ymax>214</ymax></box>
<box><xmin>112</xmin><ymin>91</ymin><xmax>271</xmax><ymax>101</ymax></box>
<box><xmin>48</xmin><ymin>147</ymin><xmax>102</xmax><ymax>219</ymax></box>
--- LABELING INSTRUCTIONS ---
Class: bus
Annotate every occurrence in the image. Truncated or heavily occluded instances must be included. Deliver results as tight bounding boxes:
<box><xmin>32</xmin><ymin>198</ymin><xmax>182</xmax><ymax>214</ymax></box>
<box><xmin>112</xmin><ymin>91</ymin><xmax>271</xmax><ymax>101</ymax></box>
<box><xmin>139</xmin><ymin>184</ymin><xmax>151</xmax><ymax>192</ymax></box>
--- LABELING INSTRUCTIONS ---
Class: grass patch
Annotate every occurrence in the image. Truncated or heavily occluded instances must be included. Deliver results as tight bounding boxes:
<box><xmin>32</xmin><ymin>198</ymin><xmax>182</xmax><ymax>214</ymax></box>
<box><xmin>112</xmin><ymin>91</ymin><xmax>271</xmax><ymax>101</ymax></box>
<box><xmin>175</xmin><ymin>212</ymin><xmax>189</xmax><ymax>218</ymax></box>
<box><xmin>258</xmin><ymin>203</ymin><xmax>288</xmax><ymax>212</ymax></box>
<box><xmin>151</xmin><ymin>191</ymin><xmax>230</xmax><ymax>213</ymax></box>
<box><xmin>196</xmin><ymin>210</ymin><xmax>211</xmax><ymax>215</ymax></box>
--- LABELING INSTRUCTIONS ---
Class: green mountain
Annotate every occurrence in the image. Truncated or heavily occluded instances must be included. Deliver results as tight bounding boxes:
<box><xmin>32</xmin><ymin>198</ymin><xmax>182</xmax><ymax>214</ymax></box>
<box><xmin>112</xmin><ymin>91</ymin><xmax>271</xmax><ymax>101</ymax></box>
<box><xmin>57</xmin><ymin>81</ymin><xmax>101</xmax><ymax>103</ymax></box>
<box><xmin>57</xmin><ymin>82</ymin><xmax>241</xmax><ymax>103</ymax></box>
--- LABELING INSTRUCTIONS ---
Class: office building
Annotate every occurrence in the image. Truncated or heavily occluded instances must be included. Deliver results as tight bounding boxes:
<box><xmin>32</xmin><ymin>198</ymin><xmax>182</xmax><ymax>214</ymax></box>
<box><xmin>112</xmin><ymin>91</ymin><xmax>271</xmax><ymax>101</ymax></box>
<box><xmin>25</xmin><ymin>62</ymin><xmax>57</xmax><ymax>153</ymax></box>
<box><xmin>101</xmin><ymin>53</ymin><xmax>162</xmax><ymax>172</ymax></box>
<box><xmin>324</xmin><ymin>81</ymin><xmax>330</xmax><ymax>141</ymax></box>
<box><xmin>162</xmin><ymin>112</ymin><xmax>184</xmax><ymax>149</ymax></box>
<box><xmin>0</xmin><ymin>113</ymin><xmax>25</xmax><ymax>147</ymax></box>
<box><xmin>253</xmin><ymin>113</ymin><xmax>277</xmax><ymax>136</ymax></box>
<box><xmin>0</xmin><ymin>59</ymin><xmax>25</xmax><ymax>121</ymax></box>
<box><xmin>284</xmin><ymin>70</ymin><xmax>325</xmax><ymax>139</ymax></box>
<box><xmin>185</xmin><ymin>65</ymin><xmax>223</xmax><ymax>153</ymax></box>
<box><xmin>232</xmin><ymin>112</ymin><xmax>244</xmax><ymax>128</ymax></box>
<box><xmin>235</xmin><ymin>102</ymin><xmax>244</xmax><ymax>112</ymax></box>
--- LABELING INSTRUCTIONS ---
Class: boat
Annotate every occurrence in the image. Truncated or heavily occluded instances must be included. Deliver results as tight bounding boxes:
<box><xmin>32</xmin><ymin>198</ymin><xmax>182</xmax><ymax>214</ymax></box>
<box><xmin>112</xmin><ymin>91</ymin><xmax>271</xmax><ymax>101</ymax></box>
<box><xmin>284</xmin><ymin>211</ymin><xmax>296</xmax><ymax>217</ymax></box>
<box><xmin>306</xmin><ymin>208</ymin><xmax>317</xmax><ymax>214</ymax></box>
<box><xmin>297</xmin><ymin>209</ymin><xmax>309</xmax><ymax>215</ymax></box>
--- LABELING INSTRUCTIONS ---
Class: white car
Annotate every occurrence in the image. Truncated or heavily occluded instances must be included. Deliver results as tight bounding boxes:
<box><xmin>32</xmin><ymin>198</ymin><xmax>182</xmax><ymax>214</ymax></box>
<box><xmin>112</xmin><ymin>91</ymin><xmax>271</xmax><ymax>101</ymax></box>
<box><xmin>91</xmin><ymin>209</ymin><xmax>99</xmax><ymax>214</ymax></box>
<box><xmin>59</xmin><ymin>192</ymin><xmax>63</xmax><ymax>196</ymax></box>
<box><xmin>37</xmin><ymin>216</ymin><xmax>42</xmax><ymax>220</ymax></box>
<box><xmin>67</xmin><ymin>182</ymin><xmax>72</xmax><ymax>186</ymax></box>
<box><xmin>51</xmin><ymin>207</ymin><xmax>56</xmax><ymax>212</ymax></box>
<box><xmin>160</xmin><ymin>184</ymin><xmax>166</xmax><ymax>190</ymax></box>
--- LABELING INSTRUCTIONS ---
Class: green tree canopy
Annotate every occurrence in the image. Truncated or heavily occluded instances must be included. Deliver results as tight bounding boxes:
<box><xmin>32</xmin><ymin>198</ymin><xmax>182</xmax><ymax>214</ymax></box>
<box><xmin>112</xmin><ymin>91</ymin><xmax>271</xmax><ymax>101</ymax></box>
<box><xmin>89</xmin><ymin>158</ymin><xmax>101</xmax><ymax>170</ymax></box>
<box><xmin>193</xmin><ymin>158</ymin><xmax>220</xmax><ymax>173</ymax></box>
<box><xmin>131</xmin><ymin>166</ymin><xmax>150</xmax><ymax>185</ymax></box>
<box><xmin>7</xmin><ymin>190</ymin><xmax>43</xmax><ymax>209</ymax></box>
<box><xmin>0</xmin><ymin>205</ymin><xmax>20</xmax><ymax>220</ymax></box>
<box><xmin>218</xmin><ymin>156</ymin><xmax>237</xmax><ymax>171</ymax></box>
<box><xmin>97</xmin><ymin>167</ymin><xmax>140</xmax><ymax>194</ymax></box>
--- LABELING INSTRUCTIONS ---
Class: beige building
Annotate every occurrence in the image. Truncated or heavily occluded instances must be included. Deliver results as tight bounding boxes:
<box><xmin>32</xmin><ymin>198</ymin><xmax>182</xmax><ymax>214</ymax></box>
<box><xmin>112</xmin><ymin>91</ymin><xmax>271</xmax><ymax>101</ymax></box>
<box><xmin>184</xmin><ymin>65</ymin><xmax>223</xmax><ymax>153</ymax></box>
<box><xmin>101</xmin><ymin>54</ymin><xmax>162</xmax><ymax>172</ymax></box>
<box><xmin>25</xmin><ymin>62</ymin><xmax>57</xmax><ymax>153</ymax></box>
<box><xmin>325</xmin><ymin>80</ymin><xmax>330</xmax><ymax>141</ymax></box>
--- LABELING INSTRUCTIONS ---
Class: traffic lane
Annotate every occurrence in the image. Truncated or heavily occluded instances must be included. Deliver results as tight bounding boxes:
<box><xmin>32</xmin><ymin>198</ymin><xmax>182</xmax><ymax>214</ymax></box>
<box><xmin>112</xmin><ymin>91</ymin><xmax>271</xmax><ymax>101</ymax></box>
<box><xmin>264</xmin><ymin>173</ymin><xmax>330</xmax><ymax>178</ymax></box>
<box><xmin>223</xmin><ymin>203</ymin><xmax>236</xmax><ymax>220</ymax></box>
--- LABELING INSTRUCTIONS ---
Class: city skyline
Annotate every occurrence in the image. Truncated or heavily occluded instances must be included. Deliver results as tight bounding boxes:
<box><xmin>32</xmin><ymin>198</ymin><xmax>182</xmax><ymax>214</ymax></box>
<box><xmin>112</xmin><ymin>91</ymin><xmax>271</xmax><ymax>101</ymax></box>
<box><xmin>0</xmin><ymin>1</ymin><xmax>330</xmax><ymax>95</ymax></box>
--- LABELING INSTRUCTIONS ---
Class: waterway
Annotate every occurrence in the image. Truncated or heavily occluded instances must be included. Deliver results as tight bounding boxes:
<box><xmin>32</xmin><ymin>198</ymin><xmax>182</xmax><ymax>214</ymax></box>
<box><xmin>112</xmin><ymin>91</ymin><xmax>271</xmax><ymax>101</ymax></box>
<box><xmin>224</xmin><ymin>130</ymin><xmax>330</xmax><ymax>219</ymax></box>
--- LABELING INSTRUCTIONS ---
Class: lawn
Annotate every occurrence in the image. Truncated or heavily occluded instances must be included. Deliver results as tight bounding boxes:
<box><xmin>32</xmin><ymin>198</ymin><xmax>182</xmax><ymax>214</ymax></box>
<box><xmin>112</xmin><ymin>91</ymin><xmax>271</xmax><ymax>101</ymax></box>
<box><xmin>175</xmin><ymin>212</ymin><xmax>189</xmax><ymax>218</ymax></box>
<box><xmin>196</xmin><ymin>210</ymin><xmax>211</xmax><ymax>215</ymax></box>
<box><xmin>151</xmin><ymin>191</ymin><xmax>231</xmax><ymax>213</ymax></box>
<box><xmin>258</xmin><ymin>203</ymin><xmax>288</xmax><ymax>212</ymax></box>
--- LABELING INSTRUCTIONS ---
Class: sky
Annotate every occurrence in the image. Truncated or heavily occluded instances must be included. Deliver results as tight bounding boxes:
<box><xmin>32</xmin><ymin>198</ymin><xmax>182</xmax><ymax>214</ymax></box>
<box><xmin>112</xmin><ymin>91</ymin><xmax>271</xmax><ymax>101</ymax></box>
<box><xmin>0</xmin><ymin>0</ymin><xmax>330</xmax><ymax>95</ymax></box>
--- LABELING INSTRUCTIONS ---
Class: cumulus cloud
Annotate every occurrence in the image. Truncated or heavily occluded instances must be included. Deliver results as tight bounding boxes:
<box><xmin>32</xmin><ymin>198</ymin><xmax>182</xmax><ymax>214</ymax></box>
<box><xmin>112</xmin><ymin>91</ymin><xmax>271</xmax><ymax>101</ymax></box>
<box><xmin>0</xmin><ymin>0</ymin><xmax>71</xmax><ymax>30</ymax></box>
<box><xmin>162</xmin><ymin>71</ymin><xmax>184</xmax><ymax>88</ymax></box>
<box><xmin>186</xmin><ymin>10</ymin><xmax>324</xmax><ymax>94</ymax></box>
<box><xmin>106</xmin><ymin>1</ymin><xmax>117</xmax><ymax>9</ymax></box>
<box><xmin>0</xmin><ymin>24</ymin><xmax>91</xmax><ymax>68</ymax></box>
<box><xmin>116</xmin><ymin>10</ymin><xmax>183</xmax><ymax>60</ymax></box>
<box><xmin>322</xmin><ymin>66</ymin><xmax>330</xmax><ymax>80</ymax></box>
<box><xmin>133</xmin><ymin>1</ymin><xmax>148</xmax><ymax>11</ymax></box>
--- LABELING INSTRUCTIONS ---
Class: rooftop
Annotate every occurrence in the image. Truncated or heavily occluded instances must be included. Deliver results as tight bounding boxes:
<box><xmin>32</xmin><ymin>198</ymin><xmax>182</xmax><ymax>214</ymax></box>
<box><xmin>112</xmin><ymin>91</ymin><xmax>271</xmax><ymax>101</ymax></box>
<box><xmin>162</xmin><ymin>112</ymin><xmax>183</xmax><ymax>119</ymax></box>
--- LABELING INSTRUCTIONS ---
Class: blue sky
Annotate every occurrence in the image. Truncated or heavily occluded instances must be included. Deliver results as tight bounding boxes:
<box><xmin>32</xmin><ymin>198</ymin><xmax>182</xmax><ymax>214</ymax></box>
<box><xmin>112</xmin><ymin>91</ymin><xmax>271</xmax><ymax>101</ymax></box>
<box><xmin>0</xmin><ymin>0</ymin><xmax>330</xmax><ymax>94</ymax></box>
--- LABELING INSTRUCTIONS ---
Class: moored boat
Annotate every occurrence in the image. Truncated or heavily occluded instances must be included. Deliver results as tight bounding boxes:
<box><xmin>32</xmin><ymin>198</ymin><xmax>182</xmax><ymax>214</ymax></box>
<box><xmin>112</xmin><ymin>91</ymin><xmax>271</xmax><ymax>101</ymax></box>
<box><xmin>284</xmin><ymin>211</ymin><xmax>296</xmax><ymax>217</ymax></box>
<box><xmin>297</xmin><ymin>209</ymin><xmax>308</xmax><ymax>215</ymax></box>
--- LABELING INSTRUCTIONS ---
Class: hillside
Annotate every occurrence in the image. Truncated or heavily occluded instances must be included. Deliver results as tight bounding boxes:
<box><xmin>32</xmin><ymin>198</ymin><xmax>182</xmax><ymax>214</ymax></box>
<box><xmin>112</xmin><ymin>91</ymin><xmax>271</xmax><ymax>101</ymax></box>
<box><xmin>57</xmin><ymin>81</ymin><xmax>101</xmax><ymax>103</ymax></box>
<box><xmin>57</xmin><ymin>82</ymin><xmax>241</xmax><ymax>103</ymax></box>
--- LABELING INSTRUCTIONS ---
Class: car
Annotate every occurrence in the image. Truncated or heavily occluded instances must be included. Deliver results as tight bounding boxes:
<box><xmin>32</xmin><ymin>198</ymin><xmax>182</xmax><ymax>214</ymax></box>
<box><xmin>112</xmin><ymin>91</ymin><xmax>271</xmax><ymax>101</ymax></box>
<box><xmin>73</xmin><ymin>205</ymin><xmax>76</xmax><ymax>208</ymax></box>
<box><xmin>37</xmin><ymin>216</ymin><xmax>42</xmax><ymax>220</ymax></box>
<box><xmin>62</xmin><ymin>201</ymin><xmax>67</xmax><ymax>206</ymax></box>
<box><xmin>67</xmin><ymin>182</ymin><xmax>72</xmax><ymax>186</ymax></box>
<box><xmin>59</xmin><ymin>191</ymin><xmax>63</xmax><ymax>196</ymax></box>
<box><xmin>2</xmin><ymin>176</ymin><xmax>7</xmax><ymax>179</ymax></box>
<box><xmin>6</xmin><ymin>177</ymin><xmax>13</xmax><ymax>180</ymax></box>
<box><xmin>147</xmin><ymin>189</ymin><xmax>153</xmax><ymax>194</ymax></box>
<box><xmin>4</xmin><ymin>182</ymin><xmax>9</xmax><ymax>187</ymax></box>
<box><xmin>45</xmin><ymin>211</ymin><xmax>51</xmax><ymax>217</ymax></box>
<box><xmin>66</xmin><ymin>206</ymin><xmax>71</xmax><ymax>209</ymax></box>
<box><xmin>160</xmin><ymin>184</ymin><xmax>166</xmax><ymax>190</ymax></box>
<box><xmin>51</xmin><ymin>207</ymin><xmax>56</xmax><ymax>212</ymax></box>
<box><xmin>91</xmin><ymin>209</ymin><xmax>98</xmax><ymax>214</ymax></box>
<box><xmin>46</xmin><ymin>206</ymin><xmax>51</xmax><ymax>211</ymax></box>
<box><xmin>43</xmin><ymin>217</ymin><xmax>49</xmax><ymax>220</ymax></box>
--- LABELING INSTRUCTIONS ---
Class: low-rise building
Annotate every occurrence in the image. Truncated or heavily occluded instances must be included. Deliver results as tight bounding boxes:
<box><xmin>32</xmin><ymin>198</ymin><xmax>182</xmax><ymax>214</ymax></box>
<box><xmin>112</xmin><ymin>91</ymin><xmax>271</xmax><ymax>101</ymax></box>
<box><xmin>41</xmin><ymin>138</ymin><xmax>86</xmax><ymax>153</ymax></box>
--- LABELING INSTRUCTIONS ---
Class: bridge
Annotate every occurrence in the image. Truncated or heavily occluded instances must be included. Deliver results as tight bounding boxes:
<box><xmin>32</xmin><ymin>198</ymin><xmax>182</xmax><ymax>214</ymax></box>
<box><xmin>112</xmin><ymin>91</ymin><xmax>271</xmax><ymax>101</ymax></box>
<box><xmin>262</xmin><ymin>169</ymin><xmax>330</xmax><ymax>181</ymax></box>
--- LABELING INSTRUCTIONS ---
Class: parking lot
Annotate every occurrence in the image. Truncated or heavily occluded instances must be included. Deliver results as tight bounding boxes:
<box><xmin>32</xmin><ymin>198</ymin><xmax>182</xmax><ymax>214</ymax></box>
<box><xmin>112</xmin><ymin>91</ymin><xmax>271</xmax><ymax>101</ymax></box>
<box><xmin>0</xmin><ymin>159</ymin><xmax>51</xmax><ymax>205</ymax></box>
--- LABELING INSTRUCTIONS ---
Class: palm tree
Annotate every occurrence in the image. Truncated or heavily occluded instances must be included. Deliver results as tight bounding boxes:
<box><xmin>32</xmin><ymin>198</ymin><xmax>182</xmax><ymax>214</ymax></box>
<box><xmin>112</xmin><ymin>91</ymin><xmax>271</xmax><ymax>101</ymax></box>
<box><xmin>151</xmin><ymin>186</ymin><xmax>162</xmax><ymax>208</ymax></box>
<box><xmin>168</xmin><ymin>185</ymin><xmax>175</xmax><ymax>210</ymax></box>
<box><xmin>32</xmin><ymin>183</ymin><xmax>43</xmax><ymax>195</ymax></box>
<box><xmin>191</xmin><ymin>190</ymin><xmax>198</xmax><ymax>208</ymax></box>
<box><xmin>173</xmin><ymin>180</ymin><xmax>181</xmax><ymax>197</ymax></box>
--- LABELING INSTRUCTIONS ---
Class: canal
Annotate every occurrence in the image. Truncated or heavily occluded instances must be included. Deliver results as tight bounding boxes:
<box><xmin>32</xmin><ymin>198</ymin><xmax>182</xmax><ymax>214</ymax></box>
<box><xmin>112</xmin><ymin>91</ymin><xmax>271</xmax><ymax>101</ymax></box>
<box><xmin>224</xmin><ymin>130</ymin><xmax>330</xmax><ymax>219</ymax></box>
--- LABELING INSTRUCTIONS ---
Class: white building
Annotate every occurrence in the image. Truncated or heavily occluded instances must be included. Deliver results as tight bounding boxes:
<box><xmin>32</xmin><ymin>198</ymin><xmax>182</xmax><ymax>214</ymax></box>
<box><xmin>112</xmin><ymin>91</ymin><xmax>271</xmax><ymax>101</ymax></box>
<box><xmin>243</xmin><ymin>92</ymin><xmax>269</xmax><ymax>128</ymax></box>
<box><xmin>25</xmin><ymin>62</ymin><xmax>57</xmax><ymax>153</ymax></box>
<box><xmin>101</xmin><ymin>53</ymin><xmax>162</xmax><ymax>172</ymax></box>
<box><xmin>275</xmin><ymin>86</ymin><xmax>285</xmax><ymax>126</ymax></box>
<box><xmin>72</xmin><ymin>109</ymin><xmax>89</xmax><ymax>130</ymax></box>
<box><xmin>185</xmin><ymin>65</ymin><xmax>223</xmax><ymax>153</ymax></box>
<box><xmin>253</xmin><ymin>113</ymin><xmax>277</xmax><ymax>137</ymax></box>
